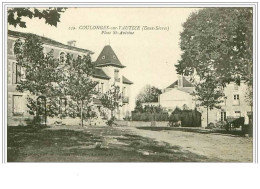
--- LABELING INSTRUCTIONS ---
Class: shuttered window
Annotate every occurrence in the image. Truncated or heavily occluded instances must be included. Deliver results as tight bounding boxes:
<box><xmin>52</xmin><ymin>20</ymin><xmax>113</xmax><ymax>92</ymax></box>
<box><xmin>233</xmin><ymin>94</ymin><xmax>240</xmax><ymax>105</ymax></box>
<box><xmin>13</xmin><ymin>95</ymin><xmax>24</xmax><ymax>116</ymax></box>
<box><xmin>12</xmin><ymin>62</ymin><xmax>21</xmax><ymax>84</ymax></box>
<box><xmin>234</xmin><ymin>111</ymin><xmax>241</xmax><ymax>117</ymax></box>
<box><xmin>221</xmin><ymin>112</ymin><xmax>226</xmax><ymax>121</ymax></box>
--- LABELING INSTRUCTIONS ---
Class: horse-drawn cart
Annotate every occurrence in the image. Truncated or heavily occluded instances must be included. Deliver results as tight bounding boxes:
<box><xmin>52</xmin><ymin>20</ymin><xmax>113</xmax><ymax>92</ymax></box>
<box><xmin>225</xmin><ymin>117</ymin><xmax>244</xmax><ymax>131</ymax></box>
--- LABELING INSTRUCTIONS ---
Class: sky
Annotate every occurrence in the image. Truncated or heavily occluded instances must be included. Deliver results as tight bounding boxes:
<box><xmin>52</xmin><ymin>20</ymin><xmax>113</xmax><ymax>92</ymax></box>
<box><xmin>8</xmin><ymin>7</ymin><xmax>198</xmax><ymax>110</ymax></box>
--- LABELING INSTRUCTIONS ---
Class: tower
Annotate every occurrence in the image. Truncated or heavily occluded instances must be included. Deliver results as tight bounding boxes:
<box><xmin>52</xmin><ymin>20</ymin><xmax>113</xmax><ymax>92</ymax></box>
<box><xmin>95</xmin><ymin>45</ymin><xmax>126</xmax><ymax>88</ymax></box>
<box><xmin>94</xmin><ymin>45</ymin><xmax>133</xmax><ymax>120</ymax></box>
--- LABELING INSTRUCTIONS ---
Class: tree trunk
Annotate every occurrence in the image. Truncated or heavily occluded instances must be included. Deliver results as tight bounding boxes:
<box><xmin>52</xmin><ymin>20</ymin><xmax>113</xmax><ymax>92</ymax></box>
<box><xmin>109</xmin><ymin>110</ymin><xmax>114</xmax><ymax>127</ymax></box>
<box><xmin>44</xmin><ymin>100</ymin><xmax>47</xmax><ymax>126</ymax></box>
<box><xmin>207</xmin><ymin>106</ymin><xmax>209</xmax><ymax>127</ymax></box>
<box><xmin>81</xmin><ymin>100</ymin><xmax>83</xmax><ymax>127</ymax></box>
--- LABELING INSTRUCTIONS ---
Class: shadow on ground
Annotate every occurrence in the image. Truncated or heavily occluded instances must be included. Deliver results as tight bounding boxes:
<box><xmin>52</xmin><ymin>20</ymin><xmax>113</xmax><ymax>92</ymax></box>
<box><xmin>136</xmin><ymin>126</ymin><xmax>248</xmax><ymax>137</ymax></box>
<box><xmin>8</xmin><ymin>126</ymin><xmax>211</xmax><ymax>162</ymax></box>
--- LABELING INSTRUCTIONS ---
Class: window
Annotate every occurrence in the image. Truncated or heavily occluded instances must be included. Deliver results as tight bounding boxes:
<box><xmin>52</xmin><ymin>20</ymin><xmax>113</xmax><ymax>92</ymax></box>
<box><xmin>234</xmin><ymin>84</ymin><xmax>238</xmax><ymax>90</ymax></box>
<box><xmin>12</xmin><ymin>62</ymin><xmax>21</xmax><ymax>84</ymax></box>
<box><xmin>113</xmin><ymin>55</ymin><xmax>117</xmax><ymax>59</ymax></box>
<box><xmin>13</xmin><ymin>95</ymin><xmax>24</xmax><ymax>116</ymax></box>
<box><xmin>114</xmin><ymin>69</ymin><xmax>120</xmax><ymax>82</ymax></box>
<box><xmin>221</xmin><ymin>112</ymin><xmax>226</xmax><ymax>121</ymax></box>
<box><xmin>234</xmin><ymin>94</ymin><xmax>239</xmax><ymax>100</ymax></box>
<box><xmin>102</xmin><ymin>56</ymin><xmax>105</xmax><ymax>59</ymax></box>
<box><xmin>233</xmin><ymin>94</ymin><xmax>240</xmax><ymax>105</ymax></box>
<box><xmin>114</xmin><ymin>69</ymin><xmax>119</xmax><ymax>78</ymax></box>
<box><xmin>122</xmin><ymin>87</ymin><xmax>126</xmax><ymax>97</ymax></box>
<box><xmin>60</xmin><ymin>52</ymin><xmax>66</xmax><ymax>63</ymax></box>
<box><xmin>234</xmin><ymin>111</ymin><xmax>241</xmax><ymax>117</ymax></box>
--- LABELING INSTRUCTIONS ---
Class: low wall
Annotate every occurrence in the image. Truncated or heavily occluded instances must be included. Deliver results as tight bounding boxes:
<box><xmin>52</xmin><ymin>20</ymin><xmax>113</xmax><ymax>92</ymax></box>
<box><xmin>115</xmin><ymin>120</ymin><xmax>169</xmax><ymax>127</ymax></box>
<box><xmin>48</xmin><ymin>117</ymin><xmax>81</xmax><ymax>126</ymax></box>
<box><xmin>8</xmin><ymin>117</ymin><xmax>169</xmax><ymax>127</ymax></box>
<box><xmin>48</xmin><ymin>117</ymin><xmax>107</xmax><ymax>126</ymax></box>
<box><xmin>7</xmin><ymin>116</ymin><xmax>34</xmax><ymax>126</ymax></box>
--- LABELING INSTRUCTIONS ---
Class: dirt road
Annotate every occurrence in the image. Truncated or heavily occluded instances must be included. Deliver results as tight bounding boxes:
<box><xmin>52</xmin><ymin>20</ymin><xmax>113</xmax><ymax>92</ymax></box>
<box><xmin>123</xmin><ymin>127</ymin><xmax>253</xmax><ymax>162</ymax></box>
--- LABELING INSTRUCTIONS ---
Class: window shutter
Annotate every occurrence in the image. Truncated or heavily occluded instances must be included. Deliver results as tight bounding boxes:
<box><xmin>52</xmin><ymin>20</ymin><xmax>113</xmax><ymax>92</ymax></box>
<box><xmin>17</xmin><ymin>64</ymin><xmax>21</xmax><ymax>83</ymax></box>
<box><xmin>12</xmin><ymin>62</ymin><xmax>16</xmax><ymax>84</ymax></box>
<box><xmin>13</xmin><ymin>95</ymin><xmax>24</xmax><ymax>116</ymax></box>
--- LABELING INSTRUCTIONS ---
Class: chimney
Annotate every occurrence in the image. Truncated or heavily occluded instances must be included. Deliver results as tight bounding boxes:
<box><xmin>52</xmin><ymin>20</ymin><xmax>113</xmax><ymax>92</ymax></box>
<box><xmin>67</xmin><ymin>40</ymin><xmax>76</xmax><ymax>47</ymax></box>
<box><xmin>178</xmin><ymin>75</ymin><xmax>183</xmax><ymax>88</ymax></box>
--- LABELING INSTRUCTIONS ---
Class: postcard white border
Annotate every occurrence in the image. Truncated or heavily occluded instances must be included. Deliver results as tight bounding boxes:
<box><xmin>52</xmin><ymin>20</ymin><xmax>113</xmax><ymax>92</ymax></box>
<box><xmin>1</xmin><ymin>1</ymin><xmax>259</xmax><ymax>189</ymax></box>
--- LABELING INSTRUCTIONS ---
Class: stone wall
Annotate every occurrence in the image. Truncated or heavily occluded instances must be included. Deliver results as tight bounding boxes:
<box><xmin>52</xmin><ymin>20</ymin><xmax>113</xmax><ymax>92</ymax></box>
<box><xmin>115</xmin><ymin>120</ymin><xmax>169</xmax><ymax>127</ymax></box>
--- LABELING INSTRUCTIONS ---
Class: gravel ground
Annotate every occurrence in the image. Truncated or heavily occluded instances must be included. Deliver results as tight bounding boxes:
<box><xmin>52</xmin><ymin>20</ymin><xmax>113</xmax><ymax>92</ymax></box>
<box><xmin>8</xmin><ymin>125</ymin><xmax>211</xmax><ymax>162</ymax></box>
<box><xmin>7</xmin><ymin>125</ymin><xmax>253</xmax><ymax>162</ymax></box>
<box><xmin>123</xmin><ymin>126</ymin><xmax>253</xmax><ymax>162</ymax></box>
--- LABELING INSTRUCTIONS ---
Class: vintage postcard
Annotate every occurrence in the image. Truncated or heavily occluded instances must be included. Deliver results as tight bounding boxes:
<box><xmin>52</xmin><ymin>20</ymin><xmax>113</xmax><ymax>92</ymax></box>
<box><xmin>4</xmin><ymin>5</ymin><xmax>255</xmax><ymax>163</ymax></box>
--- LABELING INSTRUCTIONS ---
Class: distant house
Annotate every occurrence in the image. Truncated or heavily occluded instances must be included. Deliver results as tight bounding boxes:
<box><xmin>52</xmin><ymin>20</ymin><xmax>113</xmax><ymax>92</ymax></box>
<box><xmin>159</xmin><ymin>75</ymin><xmax>251</xmax><ymax>127</ymax></box>
<box><xmin>7</xmin><ymin>30</ymin><xmax>133</xmax><ymax>126</ymax></box>
<box><xmin>198</xmin><ymin>82</ymin><xmax>251</xmax><ymax>127</ymax></box>
<box><xmin>159</xmin><ymin>75</ymin><xmax>196</xmax><ymax>113</ymax></box>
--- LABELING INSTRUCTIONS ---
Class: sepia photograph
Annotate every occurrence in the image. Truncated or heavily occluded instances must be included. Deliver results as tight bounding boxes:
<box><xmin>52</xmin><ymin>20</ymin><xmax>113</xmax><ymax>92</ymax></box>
<box><xmin>4</xmin><ymin>5</ymin><xmax>255</xmax><ymax>163</ymax></box>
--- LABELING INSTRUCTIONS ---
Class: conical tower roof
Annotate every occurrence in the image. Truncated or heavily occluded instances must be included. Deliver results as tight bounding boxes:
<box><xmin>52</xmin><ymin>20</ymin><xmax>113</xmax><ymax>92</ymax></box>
<box><xmin>95</xmin><ymin>45</ymin><xmax>125</xmax><ymax>68</ymax></box>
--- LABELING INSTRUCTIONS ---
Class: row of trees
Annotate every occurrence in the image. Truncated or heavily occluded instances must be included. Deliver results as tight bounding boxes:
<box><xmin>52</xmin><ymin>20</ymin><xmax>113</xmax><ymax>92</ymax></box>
<box><xmin>9</xmin><ymin>8</ymin><xmax>123</xmax><ymax>126</ymax></box>
<box><xmin>14</xmin><ymin>34</ymin><xmax>122</xmax><ymax>126</ymax></box>
<box><xmin>136</xmin><ymin>85</ymin><xmax>162</xmax><ymax>103</ymax></box>
<box><xmin>134</xmin><ymin>85</ymin><xmax>162</xmax><ymax>111</ymax></box>
<box><xmin>176</xmin><ymin>8</ymin><xmax>253</xmax><ymax>126</ymax></box>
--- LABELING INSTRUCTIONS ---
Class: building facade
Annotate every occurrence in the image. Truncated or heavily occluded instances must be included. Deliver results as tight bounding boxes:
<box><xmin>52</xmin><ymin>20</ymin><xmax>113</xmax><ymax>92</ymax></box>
<box><xmin>7</xmin><ymin>30</ymin><xmax>133</xmax><ymax>126</ymax></box>
<box><xmin>92</xmin><ymin>45</ymin><xmax>133</xmax><ymax>120</ymax></box>
<box><xmin>159</xmin><ymin>75</ymin><xmax>251</xmax><ymax>127</ymax></box>
<box><xmin>198</xmin><ymin>82</ymin><xmax>251</xmax><ymax>127</ymax></box>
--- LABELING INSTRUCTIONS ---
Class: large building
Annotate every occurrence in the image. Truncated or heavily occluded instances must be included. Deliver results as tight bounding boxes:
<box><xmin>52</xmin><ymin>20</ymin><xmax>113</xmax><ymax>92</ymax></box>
<box><xmin>7</xmin><ymin>30</ymin><xmax>133</xmax><ymax>126</ymax></box>
<box><xmin>199</xmin><ymin>82</ymin><xmax>251</xmax><ymax>127</ymax></box>
<box><xmin>159</xmin><ymin>75</ymin><xmax>251</xmax><ymax>127</ymax></box>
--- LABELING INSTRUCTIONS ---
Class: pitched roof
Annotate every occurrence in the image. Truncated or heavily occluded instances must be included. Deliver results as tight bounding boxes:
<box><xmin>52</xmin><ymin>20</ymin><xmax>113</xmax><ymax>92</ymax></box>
<box><xmin>95</xmin><ymin>45</ymin><xmax>125</xmax><ymax>68</ymax></box>
<box><xmin>183</xmin><ymin>77</ymin><xmax>194</xmax><ymax>87</ymax></box>
<box><xmin>93</xmin><ymin>68</ymin><xmax>110</xmax><ymax>80</ymax></box>
<box><xmin>123</xmin><ymin>76</ymin><xmax>133</xmax><ymax>85</ymax></box>
<box><xmin>167</xmin><ymin>80</ymin><xmax>178</xmax><ymax>88</ymax></box>
<box><xmin>167</xmin><ymin>77</ymin><xmax>194</xmax><ymax>88</ymax></box>
<box><xmin>8</xmin><ymin>30</ymin><xmax>94</xmax><ymax>54</ymax></box>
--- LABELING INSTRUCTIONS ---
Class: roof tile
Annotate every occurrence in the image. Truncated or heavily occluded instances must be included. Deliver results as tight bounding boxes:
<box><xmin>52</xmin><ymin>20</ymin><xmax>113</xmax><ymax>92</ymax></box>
<box><xmin>93</xmin><ymin>68</ymin><xmax>110</xmax><ymax>80</ymax></box>
<box><xmin>123</xmin><ymin>76</ymin><xmax>133</xmax><ymax>85</ymax></box>
<box><xmin>95</xmin><ymin>45</ymin><xmax>125</xmax><ymax>68</ymax></box>
<box><xmin>167</xmin><ymin>77</ymin><xmax>194</xmax><ymax>88</ymax></box>
<box><xmin>8</xmin><ymin>30</ymin><xmax>93</xmax><ymax>54</ymax></box>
